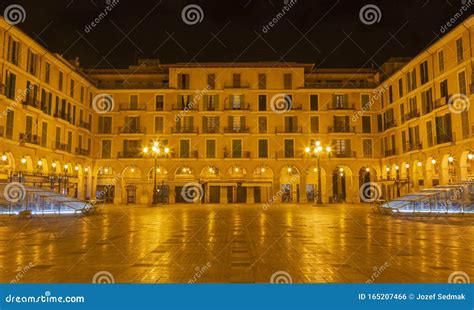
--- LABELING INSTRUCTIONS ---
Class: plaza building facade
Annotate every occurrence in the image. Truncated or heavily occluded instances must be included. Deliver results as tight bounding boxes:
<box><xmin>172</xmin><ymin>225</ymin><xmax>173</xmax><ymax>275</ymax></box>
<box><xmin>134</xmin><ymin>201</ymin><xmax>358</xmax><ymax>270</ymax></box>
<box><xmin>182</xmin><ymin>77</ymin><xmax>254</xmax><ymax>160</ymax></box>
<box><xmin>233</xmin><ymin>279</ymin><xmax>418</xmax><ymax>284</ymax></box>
<box><xmin>0</xmin><ymin>16</ymin><xmax>474</xmax><ymax>205</ymax></box>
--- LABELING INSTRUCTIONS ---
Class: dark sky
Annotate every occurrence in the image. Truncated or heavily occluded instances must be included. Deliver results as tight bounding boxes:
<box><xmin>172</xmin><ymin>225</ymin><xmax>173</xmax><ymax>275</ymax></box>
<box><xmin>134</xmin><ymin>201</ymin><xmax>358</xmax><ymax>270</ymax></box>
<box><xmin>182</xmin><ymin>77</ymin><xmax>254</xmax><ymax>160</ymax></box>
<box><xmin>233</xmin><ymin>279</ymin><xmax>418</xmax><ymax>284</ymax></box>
<box><xmin>4</xmin><ymin>0</ymin><xmax>473</xmax><ymax>69</ymax></box>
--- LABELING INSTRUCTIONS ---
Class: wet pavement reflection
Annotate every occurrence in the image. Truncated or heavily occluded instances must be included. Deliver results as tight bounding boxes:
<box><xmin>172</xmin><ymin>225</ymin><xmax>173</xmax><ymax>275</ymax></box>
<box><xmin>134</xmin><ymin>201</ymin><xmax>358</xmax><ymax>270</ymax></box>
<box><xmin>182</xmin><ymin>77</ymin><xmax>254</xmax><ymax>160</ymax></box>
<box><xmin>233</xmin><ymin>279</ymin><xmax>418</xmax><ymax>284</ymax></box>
<box><xmin>0</xmin><ymin>204</ymin><xmax>473</xmax><ymax>283</ymax></box>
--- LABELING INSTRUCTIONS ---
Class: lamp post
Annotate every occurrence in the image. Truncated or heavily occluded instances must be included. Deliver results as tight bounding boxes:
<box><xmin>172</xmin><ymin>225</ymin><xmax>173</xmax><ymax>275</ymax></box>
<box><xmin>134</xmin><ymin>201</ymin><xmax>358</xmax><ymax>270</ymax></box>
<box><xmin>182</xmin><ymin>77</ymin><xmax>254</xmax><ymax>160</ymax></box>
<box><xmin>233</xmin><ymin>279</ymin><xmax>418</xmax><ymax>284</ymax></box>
<box><xmin>143</xmin><ymin>142</ymin><xmax>170</xmax><ymax>205</ymax></box>
<box><xmin>305</xmin><ymin>140</ymin><xmax>331</xmax><ymax>204</ymax></box>
<box><xmin>405</xmin><ymin>163</ymin><xmax>410</xmax><ymax>193</ymax></box>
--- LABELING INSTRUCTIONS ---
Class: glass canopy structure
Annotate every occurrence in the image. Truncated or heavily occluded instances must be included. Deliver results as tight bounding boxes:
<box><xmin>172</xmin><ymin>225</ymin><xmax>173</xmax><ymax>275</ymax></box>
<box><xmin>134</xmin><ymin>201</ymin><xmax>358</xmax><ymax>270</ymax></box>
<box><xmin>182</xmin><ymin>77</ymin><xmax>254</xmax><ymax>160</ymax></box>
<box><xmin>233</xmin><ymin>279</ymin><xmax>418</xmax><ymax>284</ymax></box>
<box><xmin>380</xmin><ymin>183</ymin><xmax>474</xmax><ymax>215</ymax></box>
<box><xmin>0</xmin><ymin>183</ymin><xmax>93</xmax><ymax>215</ymax></box>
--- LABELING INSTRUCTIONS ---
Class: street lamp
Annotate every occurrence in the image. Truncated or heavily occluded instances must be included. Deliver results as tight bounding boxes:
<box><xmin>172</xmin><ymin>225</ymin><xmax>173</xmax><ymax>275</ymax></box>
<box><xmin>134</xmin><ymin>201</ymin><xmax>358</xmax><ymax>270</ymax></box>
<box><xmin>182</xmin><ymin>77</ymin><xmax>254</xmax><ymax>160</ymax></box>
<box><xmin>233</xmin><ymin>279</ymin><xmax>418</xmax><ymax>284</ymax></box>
<box><xmin>305</xmin><ymin>140</ymin><xmax>331</xmax><ymax>204</ymax></box>
<box><xmin>143</xmin><ymin>142</ymin><xmax>170</xmax><ymax>204</ymax></box>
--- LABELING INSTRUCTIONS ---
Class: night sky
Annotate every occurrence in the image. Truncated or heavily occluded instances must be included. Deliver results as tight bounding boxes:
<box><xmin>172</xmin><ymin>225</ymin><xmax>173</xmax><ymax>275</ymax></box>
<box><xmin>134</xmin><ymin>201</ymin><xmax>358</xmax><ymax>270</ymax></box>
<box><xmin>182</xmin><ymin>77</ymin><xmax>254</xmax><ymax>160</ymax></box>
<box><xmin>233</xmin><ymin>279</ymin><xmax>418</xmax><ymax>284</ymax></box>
<box><xmin>4</xmin><ymin>0</ymin><xmax>473</xmax><ymax>69</ymax></box>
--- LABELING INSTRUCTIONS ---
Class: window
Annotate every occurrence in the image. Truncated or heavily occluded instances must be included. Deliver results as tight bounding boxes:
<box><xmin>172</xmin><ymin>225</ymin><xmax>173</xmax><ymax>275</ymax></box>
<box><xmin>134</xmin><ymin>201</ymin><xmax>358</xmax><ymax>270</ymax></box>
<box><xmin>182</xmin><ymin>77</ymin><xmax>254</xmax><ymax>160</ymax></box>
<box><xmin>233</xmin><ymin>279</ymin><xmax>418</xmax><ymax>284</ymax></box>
<box><xmin>45</xmin><ymin>63</ymin><xmax>51</xmax><ymax>84</ymax></box>
<box><xmin>154</xmin><ymin>116</ymin><xmax>164</xmax><ymax>133</ymax></box>
<box><xmin>310</xmin><ymin>94</ymin><xmax>319</xmax><ymax>111</ymax></box>
<box><xmin>230</xmin><ymin>95</ymin><xmax>243</xmax><ymax>109</ymax></box>
<box><xmin>362</xmin><ymin>139</ymin><xmax>372</xmax><ymax>157</ymax></box>
<box><xmin>398</xmin><ymin>78</ymin><xmax>403</xmax><ymax>98</ymax></box>
<box><xmin>155</xmin><ymin>95</ymin><xmax>164</xmax><ymax>111</ymax></box>
<box><xmin>67</xmin><ymin>131</ymin><xmax>73</xmax><ymax>152</ymax></box>
<box><xmin>203</xmin><ymin>116</ymin><xmax>219</xmax><ymax>133</ymax></box>
<box><xmin>25</xmin><ymin>116</ymin><xmax>33</xmax><ymax>139</ymax></box>
<box><xmin>204</xmin><ymin>95</ymin><xmax>218</xmax><ymax>111</ymax></box>
<box><xmin>406</xmin><ymin>69</ymin><xmax>417</xmax><ymax>92</ymax></box>
<box><xmin>333</xmin><ymin>139</ymin><xmax>351</xmax><ymax>156</ymax></box>
<box><xmin>5</xmin><ymin>110</ymin><xmax>14</xmax><ymax>139</ymax></box>
<box><xmin>284</xmin><ymin>139</ymin><xmax>294</xmax><ymax>158</ymax></box>
<box><xmin>456</xmin><ymin>38</ymin><xmax>464</xmax><ymax>63</ymax></box>
<box><xmin>178</xmin><ymin>74</ymin><xmax>190</xmax><ymax>89</ymax></box>
<box><xmin>232</xmin><ymin>140</ymin><xmax>242</xmax><ymax>158</ymax></box>
<box><xmin>207</xmin><ymin>74</ymin><xmax>215</xmax><ymax>89</ymax></box>
<box><xmin>258</xmin><ymin>116</ymin><xmax>267</xmax><ymax>133</ymax></box>
<box><xmin>283</xmin><ymin>73</ymin><xmax>292</xmax><ymax>89</ymax></box>
<box><xmin>458</xmin><ymin>71</ymin><xmax>466</xmax><ymax>95</ymax></box>
<box><xmin>123</xmin><ymin>140</ymin><xmax>141</xmax><ymax>157</ymax></box>
<box><xmin>333</xmin><ymin>116</ymin><xmax>349</xmax><ymax>132</ymax></box>
<box><xmin>388</xmin><ymin>85</ymin><xmax>393</xmax><ymax>103</ymax></box>
<box><xmin>426</xmin><ymin>121</ymin><xmax>433</xmax><ymax>147</ymax></box>
<box><xmin>206</xmin><ymin>140</ymin><xmax>216</xmax><ymax>158</ymax></box>
<box><xmin>258</xmin><ymin>74</ymin><xmax>266</xmax><ymax>89</ymax></box>
<box><xmin>69</xmin><ymin>80</ymin><xmax>75</xmax><ymax>98</ymax></box>
<box><xmin>7</xmin><ymin>36</ymin><xmax>20</xmax><ymax>65</ymax></box>
<box><xmin>435</xmin><ymin>114</ymin><xmax>452</xmax><ymax>144</ymax></box>
<box><xmin>377</xmin><ymin>114</ymin><xmax>383</xmax><ymax>132</ymax></box>
<box><xmin>80</xmin><ymin>86</ymin><xmax>84</xmax><ymax>103</ymax></box>
<box><xmin>27</xmin><ymin>50</ymin><xmax>38</xmax><ymax>76</ymax></box>
<box><xmin>333</xmin><ymin>94</ymin><xmax>348</xmax><ymax>109</ymax></box>
<box><xmin>258</xmin><ymin>139</ymin><xmax>268</xmax><ymax>158</ymax></box>
<box><xmin>420</xmin><ymin>60</ymin><xmax>429</xmax><ymax>84</ymax></box>
<box><xmin>284</xmin><ymin>116</ymin><xmax>298</xmax><ymax>132</ymax></box>
<box><xmin>232</xmin><ymin>74</ymin><xmax>241</xmax><ymax>88</ymax></box>
<box><xmin>98</xmin><ymin>116</ymin><xmax>112</xmax><ymax>134</ymax></box>
<box><xmin>438</xmin><ymin>50</ymin><xmax>444</xmax><ymax>72</ymax></box>
<box><xmin>55</xmin><ymin>127</ymin><xmax>61</xmax><ymax>147</ymax></box>
<box><xmin>310</xmin><ymin>116</ymin><xmax>319</xmax><ymax>133</ymax></box>
<box><xmin>362</xmin><ymin>116</ymin><xmax>371</xmax><ymax>133</ymax></box>
<box><xmin>130</xmin><ymin>95</ymin><xmax>138</xmax><ymax>109</ymax></box>
<box><xmin>421</xmin><ymin>88</ymin><xmax>433</xmax><ymax>114</ymax></box>
<box><xmin>361</xmin><ymin>94</ymin><xmax>370</xmax><ymax>109</ymax></box>
<box><xmin>176</xmin><ymin>116</ymin><xmax>194</xmax><ymax>133</ymax></box>
<box><xmin>5</xmin><ymin>70</ymin><xmax>16</xmax><ymax>100</ymax></box>
<box><xmin>59</xmin><ymin>72</ymin><xmax>64</xmax><ymax>91</ymax></box>
<box><xmin>229</xmin><ymin>116</ymin><xmax>245</xmax><ymax>132</ymax></box>
<box><xmin>180</xmin><ymin>140</ymin><xmax>190</xmax><ymax>158</ymax></box>
<box><xmin>440</xmin><ymin>80</ymin><xmax>448</xmax><ymax>99</ymax></box>
<box><xmin>41</xmin><ymin>122</ymin><xmax>48</xmax><ymax>147</ymax></box>
<box><xmin>258</xmin><ymin>95</ymin><xmax>267</xmax><ymax>111</ymax></box>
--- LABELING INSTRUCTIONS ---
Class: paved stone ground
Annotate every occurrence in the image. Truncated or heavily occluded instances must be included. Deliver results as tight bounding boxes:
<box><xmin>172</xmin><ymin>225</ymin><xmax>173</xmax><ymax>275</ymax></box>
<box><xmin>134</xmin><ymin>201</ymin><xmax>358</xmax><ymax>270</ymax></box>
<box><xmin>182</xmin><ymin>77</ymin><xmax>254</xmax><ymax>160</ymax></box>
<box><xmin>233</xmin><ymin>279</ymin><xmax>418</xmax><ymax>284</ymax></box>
<box><xmin>0</xmin><ymin>203</ymin><xmax>473</xmax><ymax>283</ymax></box>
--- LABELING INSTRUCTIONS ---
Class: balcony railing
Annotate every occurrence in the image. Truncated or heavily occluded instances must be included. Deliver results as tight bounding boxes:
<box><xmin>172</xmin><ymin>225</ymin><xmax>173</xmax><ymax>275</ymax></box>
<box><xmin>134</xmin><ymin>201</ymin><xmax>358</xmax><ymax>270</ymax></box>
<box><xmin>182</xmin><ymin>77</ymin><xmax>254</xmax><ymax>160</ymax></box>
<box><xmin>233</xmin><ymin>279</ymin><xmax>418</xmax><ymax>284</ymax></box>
<box><xmin>22</xmin><ymin>98</ymin><xmax>41</xmax><ymax>110</ymax></box>
<box><xmin>19</xmin><ymin>133</ymin><xmax>41</xmax><ymax>145</ymax></box>
<box><xmin>78</xmin><ymin>120</ymin><xmax>91</xmax><ymax>131</ymax></box>
<box><xmin>223</xmin><ymin>151</ymin><xmax>251</xmax><ymax>159</ymax></box>
<box><xmin>178</xmin><ymin>150</ymin><xmax>199</xmax><ymax>159</ymax></box>
<box><xmin>275</xmin><ymin>126</ymin><xmax>302</xmax><ymax>134</ymax></box>
<box><xmin>172</xmin><ymin>103</ymin><xmax>197</xmax><ymax>110</ymax></box>
<box><xmin>304</xmin><ymin>81</ymin><xmax>376</xmax><ymax>89</ymax></box>
<box><xmin>327</xmin><ymin>103</ymin><xmax>355</xmax><ymax>110</ymax></box>
<box><xmin>435</xmin><ymin>133</ymin><xmax>455</xmax><ymax>145</ymax></box>
<box><xmin>119</xmin><ymin>103</ymin><xmax>146</xmax><ymax>111</ymax></box>
<box><xmin>75</xmin><ymin>148</ymin><xmax>90</xmax><ymax>156</ymax></box>
<box><xmin>275</xmin><ymin>151</ymin><xmax>299</xmax><ymax>159</ymax></box>
<box><xmin>224</xmin><ymin>127</ymin><xmax>250</xmax><ymax>133</ymax></box>
<box><xmin>171</xmin><ymin>127</ymin><xmax>198</xmax><ymax>134</ymax></box>
<box><xmin>328</xmin><ymin>126</ymin><xmax>355</xmax><ymax>133</ymax></box>
<box><xmin>384</xmin><ymin>149</ymin><xmax>397</xmax><ymax>157</ymax></box>
<box><xmin>52</xmin><ymin>141</ymin><xmax>68</xmax><ymax>152</ymax></box>
<box><xmin>404</xmin><ymin>142</ymin><xmax>423</xmax><ymax>152</ymax></box>
<box><xmin>332</xmin><ymin>151</ymin><xmax>356</xmax><ymax>158</ymax></box>
<box><xmin>224</xmin><ymin>103</ymin><xmax>250</xmax><ymax>110</ymax></box>
<box><xmin>434</xmin><ymin>96</ymin><xmax>449</xmax><ymax>109</ymax></box>
<box><xmin>384</xmin><ymin>121</ymin><xmax>397</xmax><ymax>130</ymax></box>
<box><xmin>203</xmin><ymin>127</ymin><xmax>220</xmax><ymax>134</ymax></box>
<box><xmin>118</xmin><ymin>151</ymin><xmax>142</xmax><ymax>159</ymax></box>
<box><xmin>53</xmin><ymin>111</ymin><xmax>70</xmax><ymax>122</ymax></box>
<box><xmin>402</xmin><ymin>110</ymin><xmax>420</xmax><ymax>122</ymax></box>
<box><xmin>201</xmin><ymin>105</ymin><xmax>219</xmax><ymax>111</ymax></box>
<box><xmin>223</xmin><ymin>83</ymin><xmax>250</xmax><ymax>89</ymax></box>
<box><xmin>118</xmin><ymin>126</ymin><xmax>146</xmax><ymax>134</ymax></box>
<box><xmin>97</xmin><ymin>81</ymin><xmax>169</xmax><ymax>89</ymax></box>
